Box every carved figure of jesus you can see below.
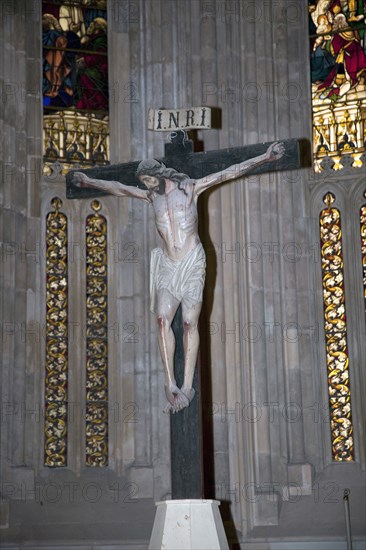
[74,141,285,413]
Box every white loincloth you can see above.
[150,243,206,313]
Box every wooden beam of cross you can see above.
[66,116,303,501]
[66,136,301,200]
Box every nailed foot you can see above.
[163,384,189,414]
[181,386,195,404]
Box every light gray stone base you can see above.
[148,499,229,550]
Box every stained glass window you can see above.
[45,198,68,467]
[42,0,109,175]
[309,1,366,171]
[360,197,366,317]
[319,192,354,461]
[85,200,108,466]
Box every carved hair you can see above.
[136,160,189,183]
[136,160,190,196]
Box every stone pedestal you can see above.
[148,499,229,550]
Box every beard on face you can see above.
[153,178,166,195]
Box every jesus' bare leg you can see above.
[181,301,202,404]
[156,289,190,414]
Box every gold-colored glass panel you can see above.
[360,201,366,317]
[320,192,354,461]
[85,200,108,466]
[43,110,109,175]
[45,197,68,467]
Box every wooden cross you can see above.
[66,129,302,500]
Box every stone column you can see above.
[0,0,42,527]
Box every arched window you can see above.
[45,197,68,467]
[85,200,108,467]
[310,1,366,464]
[310,179,366,464]
[319,192,354,461]
[360,201,366,317]
[42,1,110,468]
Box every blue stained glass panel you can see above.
[42,1,109,171]
[42,1,108,113]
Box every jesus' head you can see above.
[136,160,189,195]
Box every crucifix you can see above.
[66,108,301,503]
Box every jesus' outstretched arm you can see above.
[73,172,151,203]
[193,141,285,197]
